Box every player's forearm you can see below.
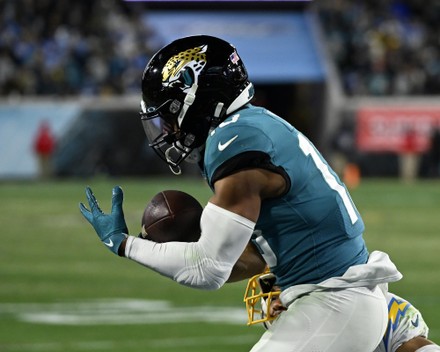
[124,236,219,287]
[125,235,236,290]
[125,202,255,290]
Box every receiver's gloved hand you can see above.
[79,186,128,256]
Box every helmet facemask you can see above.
[243,271,281,327]
[140,98,203,175]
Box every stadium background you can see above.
[0,1,439,351]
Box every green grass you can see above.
[0,177,439,351]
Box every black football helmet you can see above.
[140,35,254,174]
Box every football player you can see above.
[80,35,403,351]
[244,271,440,352]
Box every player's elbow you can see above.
[173,258,232,290]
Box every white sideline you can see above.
[0,298,247,325]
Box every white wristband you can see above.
[125,202,256,290]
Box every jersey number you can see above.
[298,133,358,224]
[254,134,359,269]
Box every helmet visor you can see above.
[140,99,193,171]
[140,99,174,144]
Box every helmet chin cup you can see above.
[162,137,201,175]
[164,145,201,175]
[165,146,182,175]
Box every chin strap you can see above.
[168,164,182,176]
[214,102,225,118]
[164,146,182,175]
[163,82,198,175]
[177,84,198,127]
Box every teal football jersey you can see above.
[204,105,368,289]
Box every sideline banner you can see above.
[356,106,440,153]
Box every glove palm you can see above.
[79,186,128,255]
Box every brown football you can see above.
[140,190,203,243]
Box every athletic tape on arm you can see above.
[124,202,256,290]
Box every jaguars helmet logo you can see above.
[162,45,207,93]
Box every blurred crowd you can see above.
[319,0,440,96]
[1,0,439,97]
[0,0,158,96]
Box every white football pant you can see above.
[250,286,387,352]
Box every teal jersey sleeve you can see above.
[204,109,276,184]
[204,105,368,289]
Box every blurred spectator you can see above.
[33,120,56,179]
[318,0,440,96]
[427,128,440,177]
[0,0,157,97]
[331,117,357,174]
[399,126,420,182]
[1,0,438,97]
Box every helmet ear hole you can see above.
[169,100,181,114]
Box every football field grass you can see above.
[0,177,439,351]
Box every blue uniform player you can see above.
[80,35,402,351]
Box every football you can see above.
[140,190,203,243]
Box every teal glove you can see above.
[79,186,128,256]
